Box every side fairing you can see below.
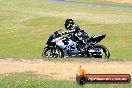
[56,39,79,58]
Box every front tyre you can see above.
[95,45,110,59]
[42,47,63,58]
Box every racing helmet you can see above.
[64,19,74,30]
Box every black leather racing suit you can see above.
[61,24,89,49]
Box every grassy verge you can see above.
[0,0,132,60]
[0,74,131,88]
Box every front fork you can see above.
[51,46,59,58]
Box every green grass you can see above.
[0,74,131,88]
[0,0,132,60]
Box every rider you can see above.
[61,19,90,51]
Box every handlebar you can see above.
[56,29,62,32]
[54,29,72,37]
[58,29,62,32]
[54,29,62,34]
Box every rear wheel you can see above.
[95,45,110,59]
[42,47,63,58]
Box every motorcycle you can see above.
[42,29,110,59]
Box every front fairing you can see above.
[47,33,60,43]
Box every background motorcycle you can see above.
[42,29,110,59]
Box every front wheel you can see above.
[95,45,110,59]
[42,46,63,58]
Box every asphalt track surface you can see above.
[49,0,132,9]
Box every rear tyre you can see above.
[95,45,110,59]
